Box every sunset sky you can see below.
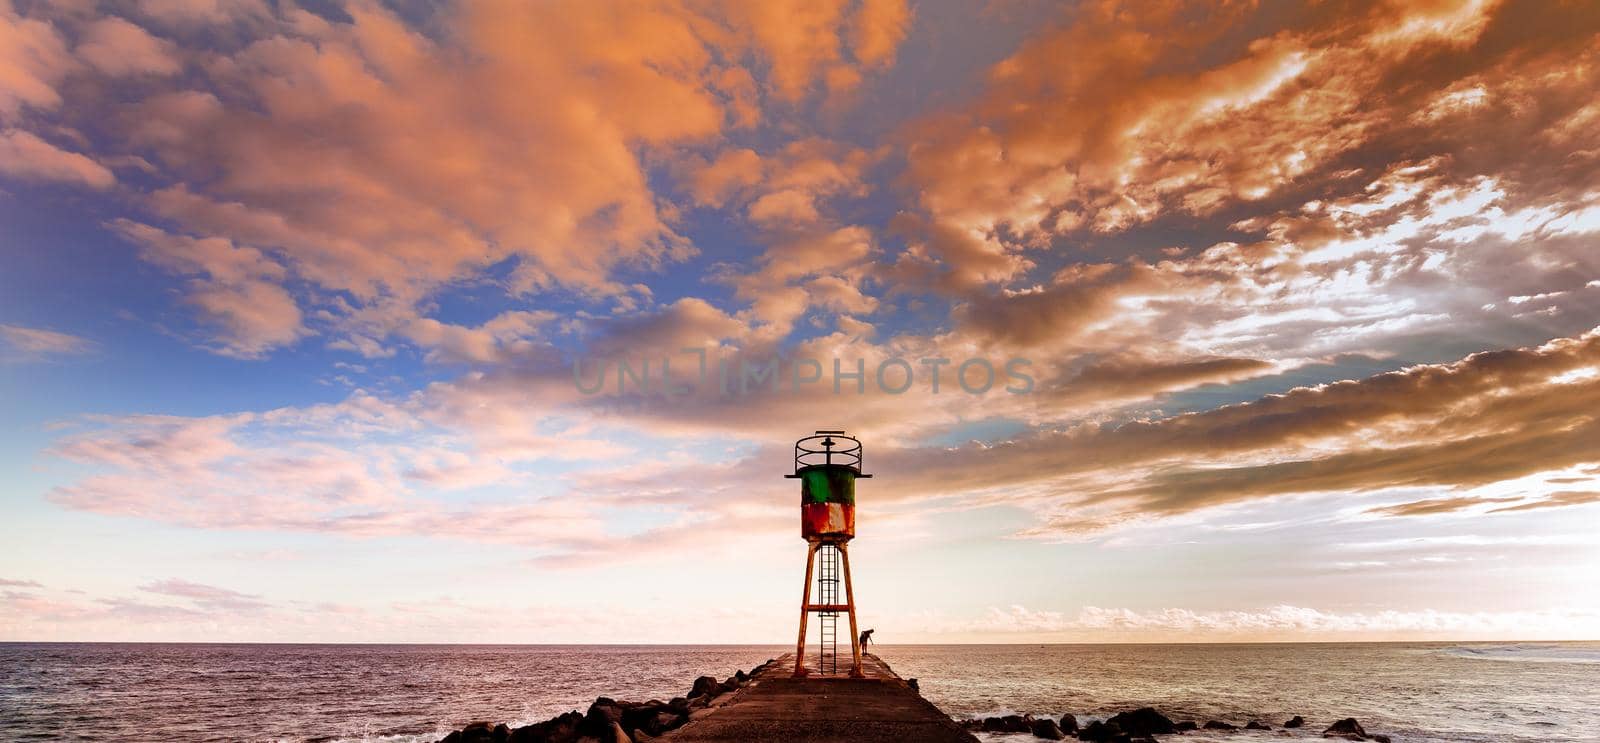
[2,0,1598,643]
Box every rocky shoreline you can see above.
[436,661,1394,743]
[963,707,1391,742]
[435,658,778,743]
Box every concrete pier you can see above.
[659,653,977,742]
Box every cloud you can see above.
[848,0,911,69]
[854,327,1600,535]
[0,0,916,361]
[898,0,1600,302]
[1490,490,1600,513]
[921,604,1600,641]
[0,1,73,118]
[108,220,305,357]
[0,578,43,588]
[74,16,179,76]
[0,129,113,187]
[0,324,95,359]
[139,578,268,611]
[1365,496,1523,517]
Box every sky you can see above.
[1,0,1598,644]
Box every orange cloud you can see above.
[1,0,915,358]
[0,324,95,359]
[74,16,179,76]
[0,129,112,187]
[900,0,1600,289]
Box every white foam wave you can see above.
[1443,644,1600,664]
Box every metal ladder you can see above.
[816,544,840,674]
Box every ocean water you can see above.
[0,642,1595,742]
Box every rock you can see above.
[906,678,919,691]
[1058,713,1078,734]
[1076,720,1127,742]
[1323,718,1368,740]
[606,722,629,743]
[735,669,749,682]
[687,676,723,699]
[1202,720,1238,731]
[1285,715,1305,728]
[980,714,1034,733]
[645,711,684,736]
[579,699,624,738]
[667,697,689,713]
[1372,736,1391,743]
[1107,708,1176,736]
[441,721,506,743]
[510,710,582,743]
[1175,720,1198,731]
[1245,720,1271,730]
[1030,717,1067,740]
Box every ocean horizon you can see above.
[4,641,1596,742]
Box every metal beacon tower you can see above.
[786,430,870,678]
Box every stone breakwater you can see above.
[964,707,1392,742]
[435,658,779,743]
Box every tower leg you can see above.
[840,542,863,678]
[793,541,818,677]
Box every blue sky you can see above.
[1,0,1598,642]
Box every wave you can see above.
[1442,644,1600,664]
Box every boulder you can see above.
[1076,720,1128,742]
[1202,720,1238,731]
[579,699,623,738]
[687,676,723,699]
[1174,721,1198,731]
[906,678,919,691]
[1285,715,1305,728]
[440,721,511,743]
[980,714,1034,733]
[1107,708,1176,736]
[618,702,656,732]
[606,722,629,743]
[1058,713,1078,734]
[1323,718,1368,740]
[510,710,582,743]
[1245,720,1271,730]
[644,711,684,736]
[1030,717,1067,740]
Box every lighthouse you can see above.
[786,430,870,678]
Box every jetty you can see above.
[659,652,976,743]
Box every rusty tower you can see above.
[786,430,870,678]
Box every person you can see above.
[859,628,875,646]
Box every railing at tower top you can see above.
[788,431,871,476]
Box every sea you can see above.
[0,642,1596,742]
